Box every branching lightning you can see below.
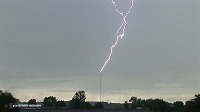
[100,0,134,72]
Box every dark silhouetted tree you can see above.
[193,94,200,111]
[129,96,146,109]
[185,94,200,112]
[0,90,19,112]
[69,90,86,109]
[146,99,168,112]
[28,99,36,104]
[129,96,137,109]
[173,101,184,112]
[43,96,57,107]
[129,96,137,103]
[55,100,66,107]
[185,100,195,112]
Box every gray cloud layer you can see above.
[0,0,199,102]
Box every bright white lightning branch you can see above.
[100,0,134,72]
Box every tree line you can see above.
[124,95,200,112]
[0,90,200,112]
[40,90,103,109]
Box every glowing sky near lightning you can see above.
[100,0,134,72]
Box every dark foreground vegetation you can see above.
[0,90,200,112]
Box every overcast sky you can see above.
[0,0,200,103]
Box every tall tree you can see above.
[72,91,86,102]
[43,96,57,107]
[69,91,86,109]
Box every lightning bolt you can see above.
[100,0,134,72]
